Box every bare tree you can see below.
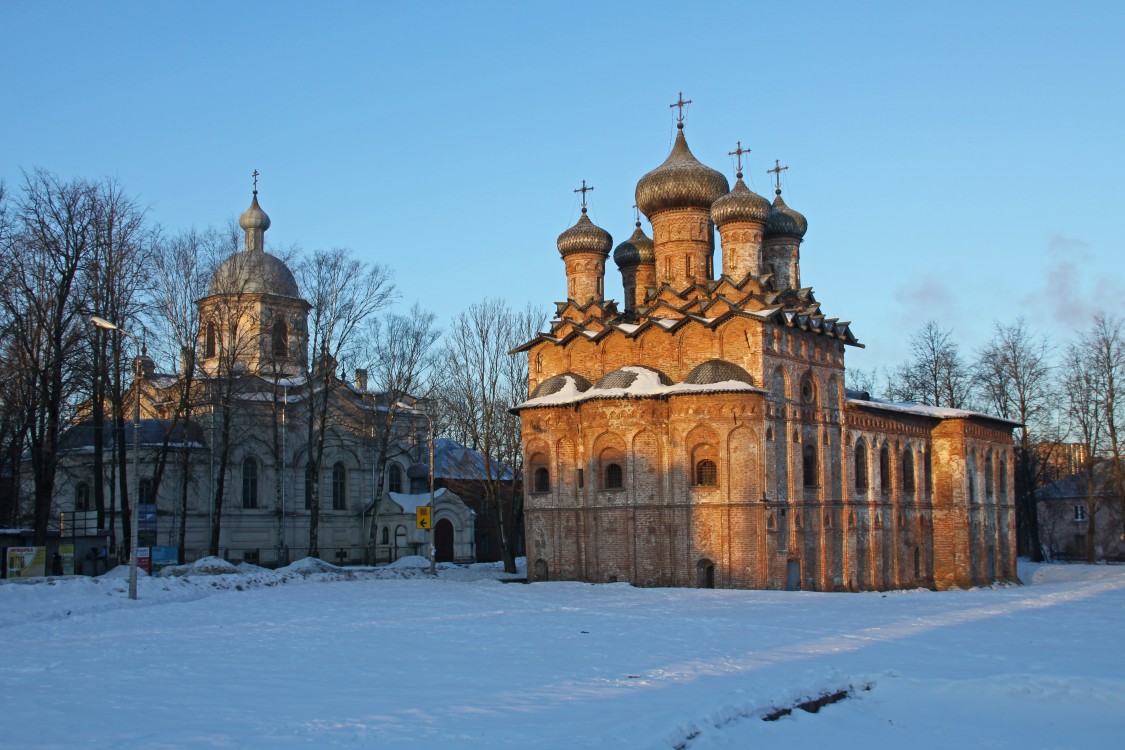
[1085,314,1125,542]
[437,299,547,573]
[1060,339,1105,562]
[0,171,97,545]
[974,318,1056,560]
[359,304,440,551]
[886,320,972,408]
[149,227,215,560]
[296,248,395,558]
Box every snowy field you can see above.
[2,557,1123,749]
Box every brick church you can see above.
[514,101,1018,591]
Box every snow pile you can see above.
[386,554,432,569]
[159,555,239,577]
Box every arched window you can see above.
[999,455,1008,498]
[205,322,217,358]
[304,463,314,510]
[332,462,346,510]
[879,445,890,494]
[604,463,623,490]
[799,373,817,406]
[388,463,403,494]
[925,449,933,495]
[855,440,868,492]
[75,482,90,512]
[380,526,389,544]
[534,467,550,493]
[694,459,718,487]
[802,444,818,488]
[903,449,915,493]
[271,319,288,358]
[242,457,259,509]
[985,452,994,499]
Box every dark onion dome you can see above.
[764,189,808,239]
[239,193,271,232]
[557,209,613,257]
[635,126,729,217]
[594,366,673,390]
[208,249,301,297]
[406,462,429,480]
[531,372,593,399]
[613,222,656,268]
[684,359,755,386]
[711,174,771,227]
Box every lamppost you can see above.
[396,401,436,575]
[91,316,141,600]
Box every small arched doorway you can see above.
[434,518,455,562]
[697,559,715,589]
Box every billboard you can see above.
[6,546,46,578]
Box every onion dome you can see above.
[207,249,300,296]
[557,209,612,257]
[684,359,755,386]
[406,462,429,481]
[239,192,271,233]
[635,125,729,217]
[711,173,771,227]
[764,189,808,239]
[531,372,593,399]
[613,222,655,268]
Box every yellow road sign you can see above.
[415,506,431,529]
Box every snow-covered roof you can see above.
[432,438,514,481]
[515,366,764,410]
[845,395,1022,426]
[387,487,451,513]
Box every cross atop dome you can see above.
[252,168,260,194]
[573,180,594,213]
[768,159,789,194]
[729,141,751,178]
[669,92,692,127]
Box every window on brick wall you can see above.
[605,463,623,489]
[903,449,915,493]
[855,440,868,492]
[533,467,550,493]
[879,445,890,495]
[802,444,818,488]
[694,459,718,487]
[985,452,994,499]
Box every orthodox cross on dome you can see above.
[729,141,751,176]
[768,160,789,193]
[573,180,594,212]
[669,92,692,123]
[252,169,260,195]
[632,203,640,225]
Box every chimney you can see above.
[354,368,368,391]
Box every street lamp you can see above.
[91,316,142,600]
[395,401,436,575]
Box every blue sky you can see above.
[2,1,1121,373]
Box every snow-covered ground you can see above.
[2,557,1122,749]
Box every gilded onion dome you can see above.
[764,189,808,239]
[557,208,612,257]
[239,192,271,232]
[711,173,771,227]
[635,125,729,217]
[612,222,655,268]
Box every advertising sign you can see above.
[151,546,179,569]
[137,547,152,574]
[60,544,75,576]
[6,546,46,578]
[138,504,158,531]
